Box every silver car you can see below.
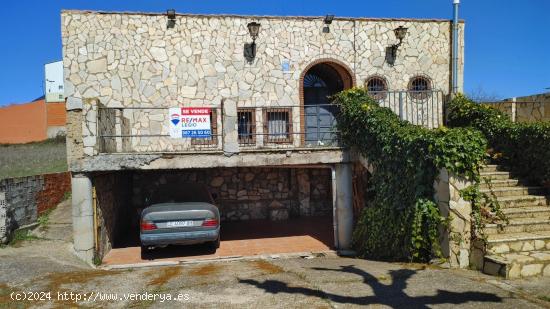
[140,183,220,252]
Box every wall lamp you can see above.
[323,14,334,33]
[244,22,261,64]
[166,9,176,29]
[386,25,408,65]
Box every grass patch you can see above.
[538,295,550,302]
[0,136,67,180]
[8,229,39,247]
[37,208,54,226]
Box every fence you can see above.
[370,90,445,128]
[95,90,446,153]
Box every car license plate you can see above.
[166,220,194,228]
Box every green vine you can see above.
[447,94,550,187]
[335,88,487,262]
[459,178,507,242]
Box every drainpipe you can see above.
[452,0,460,94]
[331,166,339,249]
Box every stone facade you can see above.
[0,172,71,243]
[433,168,472,268]
[61,11,464,159]
[132,167,332,222]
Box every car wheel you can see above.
[141,245,151,255]
[210,237,220,250]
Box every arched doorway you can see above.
[301,61,354,146]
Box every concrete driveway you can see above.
[1,239,550,308]
[1,201,549,308]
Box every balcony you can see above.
[90,90,445,155]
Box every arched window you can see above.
[408,76,432,100]
[365,76,388,100]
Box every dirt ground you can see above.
[1,202,549,308]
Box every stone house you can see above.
[62,10,464,263]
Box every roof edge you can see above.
[61,9,465,23]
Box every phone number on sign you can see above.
[10,291,191,303]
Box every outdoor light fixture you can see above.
[323,14,335,33]
[166,9,176,29]
[386,25,408,65]
[244,22,261,63]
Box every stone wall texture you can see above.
[483,93,550,123]
[94,172,132,258]
[0,172,71,243]
[132,167,332,221]
[433,168,472,268]
[61,11,464,158]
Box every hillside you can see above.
[0,137,67,180]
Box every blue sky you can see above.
[0,0,549,106]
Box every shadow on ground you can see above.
[239,265,503,308]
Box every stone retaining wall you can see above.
[132,167,332,221]
[483,93,550,123]
[0,172,71,243]
[94,172,132,258]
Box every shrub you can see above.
[335,88,487,261]
[447,94,550,186]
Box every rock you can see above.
[150,47,168,62]
[520,264,543,277]
[210,177,224,187]
[244,173,255,182]
[86,58,107,74]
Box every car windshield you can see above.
[150,183,212,204]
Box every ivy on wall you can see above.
[447,94,550,187]
[335,88,487,262]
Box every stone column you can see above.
[71,173,94,264]
[335,163,354,250]
[222,98,239,155]
[433,168,472,268]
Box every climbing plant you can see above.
[447,94,550,187]
[334,88,487,262]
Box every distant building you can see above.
[45,61,65,103]
[0,97,66,144]
[0,59,67,144]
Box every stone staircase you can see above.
[479,164,550,279]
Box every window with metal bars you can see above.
[264,108,292,143]
[365,76,388,100]
[408,75,432,100]
[238,108,256,145]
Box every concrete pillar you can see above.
[71,173,94,264]
[335,163,354,250]
[222,98,239,155]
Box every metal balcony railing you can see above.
[92,90,445,154]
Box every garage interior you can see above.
[92,167,336,265]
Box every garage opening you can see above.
[94,167,335,265]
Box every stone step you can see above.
[480,186,546,198]
[480,179,520,189]
[485,218,550,235]
[486,231,550,254]
[480,165,502,173]
[496,195,549,208]
[480,171,512,181]
[483,250,550,278]
[501,206,550,219]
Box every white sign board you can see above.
[169,107,212,138]
[44,61,64,103]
